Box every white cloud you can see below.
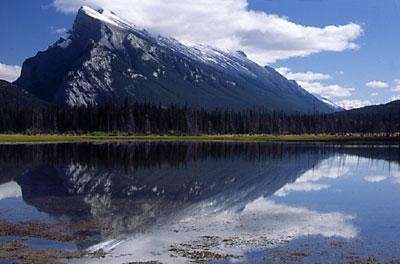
[276,67,331,82]
[275,182,329,197]
[393,79,400,92]
[55,27,67,35]
[300,82,354,99]
[52,0,362,64]
[275,157,350,197]
[337,99,371,110]
[51,27,69,39]
[0,63,22,82]
[335,70,345,75]
[364,175,387,183]
[366,80,389,89]
[390,95,400,101]
[89,198,356,263]
[0,182,22,200]
[392,170,400,184]
[370,92,379,97]
[360,162,400,185]
[276,67,354,99]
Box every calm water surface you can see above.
[0,142,399,263]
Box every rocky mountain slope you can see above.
[15,6,335,113]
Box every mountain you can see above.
[0,80,46,109]
[344,100,400,116]
[15,6,335,113]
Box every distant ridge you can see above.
[345,100,400,115]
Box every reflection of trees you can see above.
[0,142,329,169]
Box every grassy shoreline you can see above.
[0,134,399,144]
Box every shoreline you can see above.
[0,134,399,144]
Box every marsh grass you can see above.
[0,133,398,144]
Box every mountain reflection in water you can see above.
[0,142,399,263]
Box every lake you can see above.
[0,142,399,263]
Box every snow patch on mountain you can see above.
[80,6,121,27]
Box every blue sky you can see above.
[1,0,400,108]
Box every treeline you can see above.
[0,101,399,135]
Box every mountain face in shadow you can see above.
[15,6,334,113]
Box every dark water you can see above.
[0,142,399,263]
